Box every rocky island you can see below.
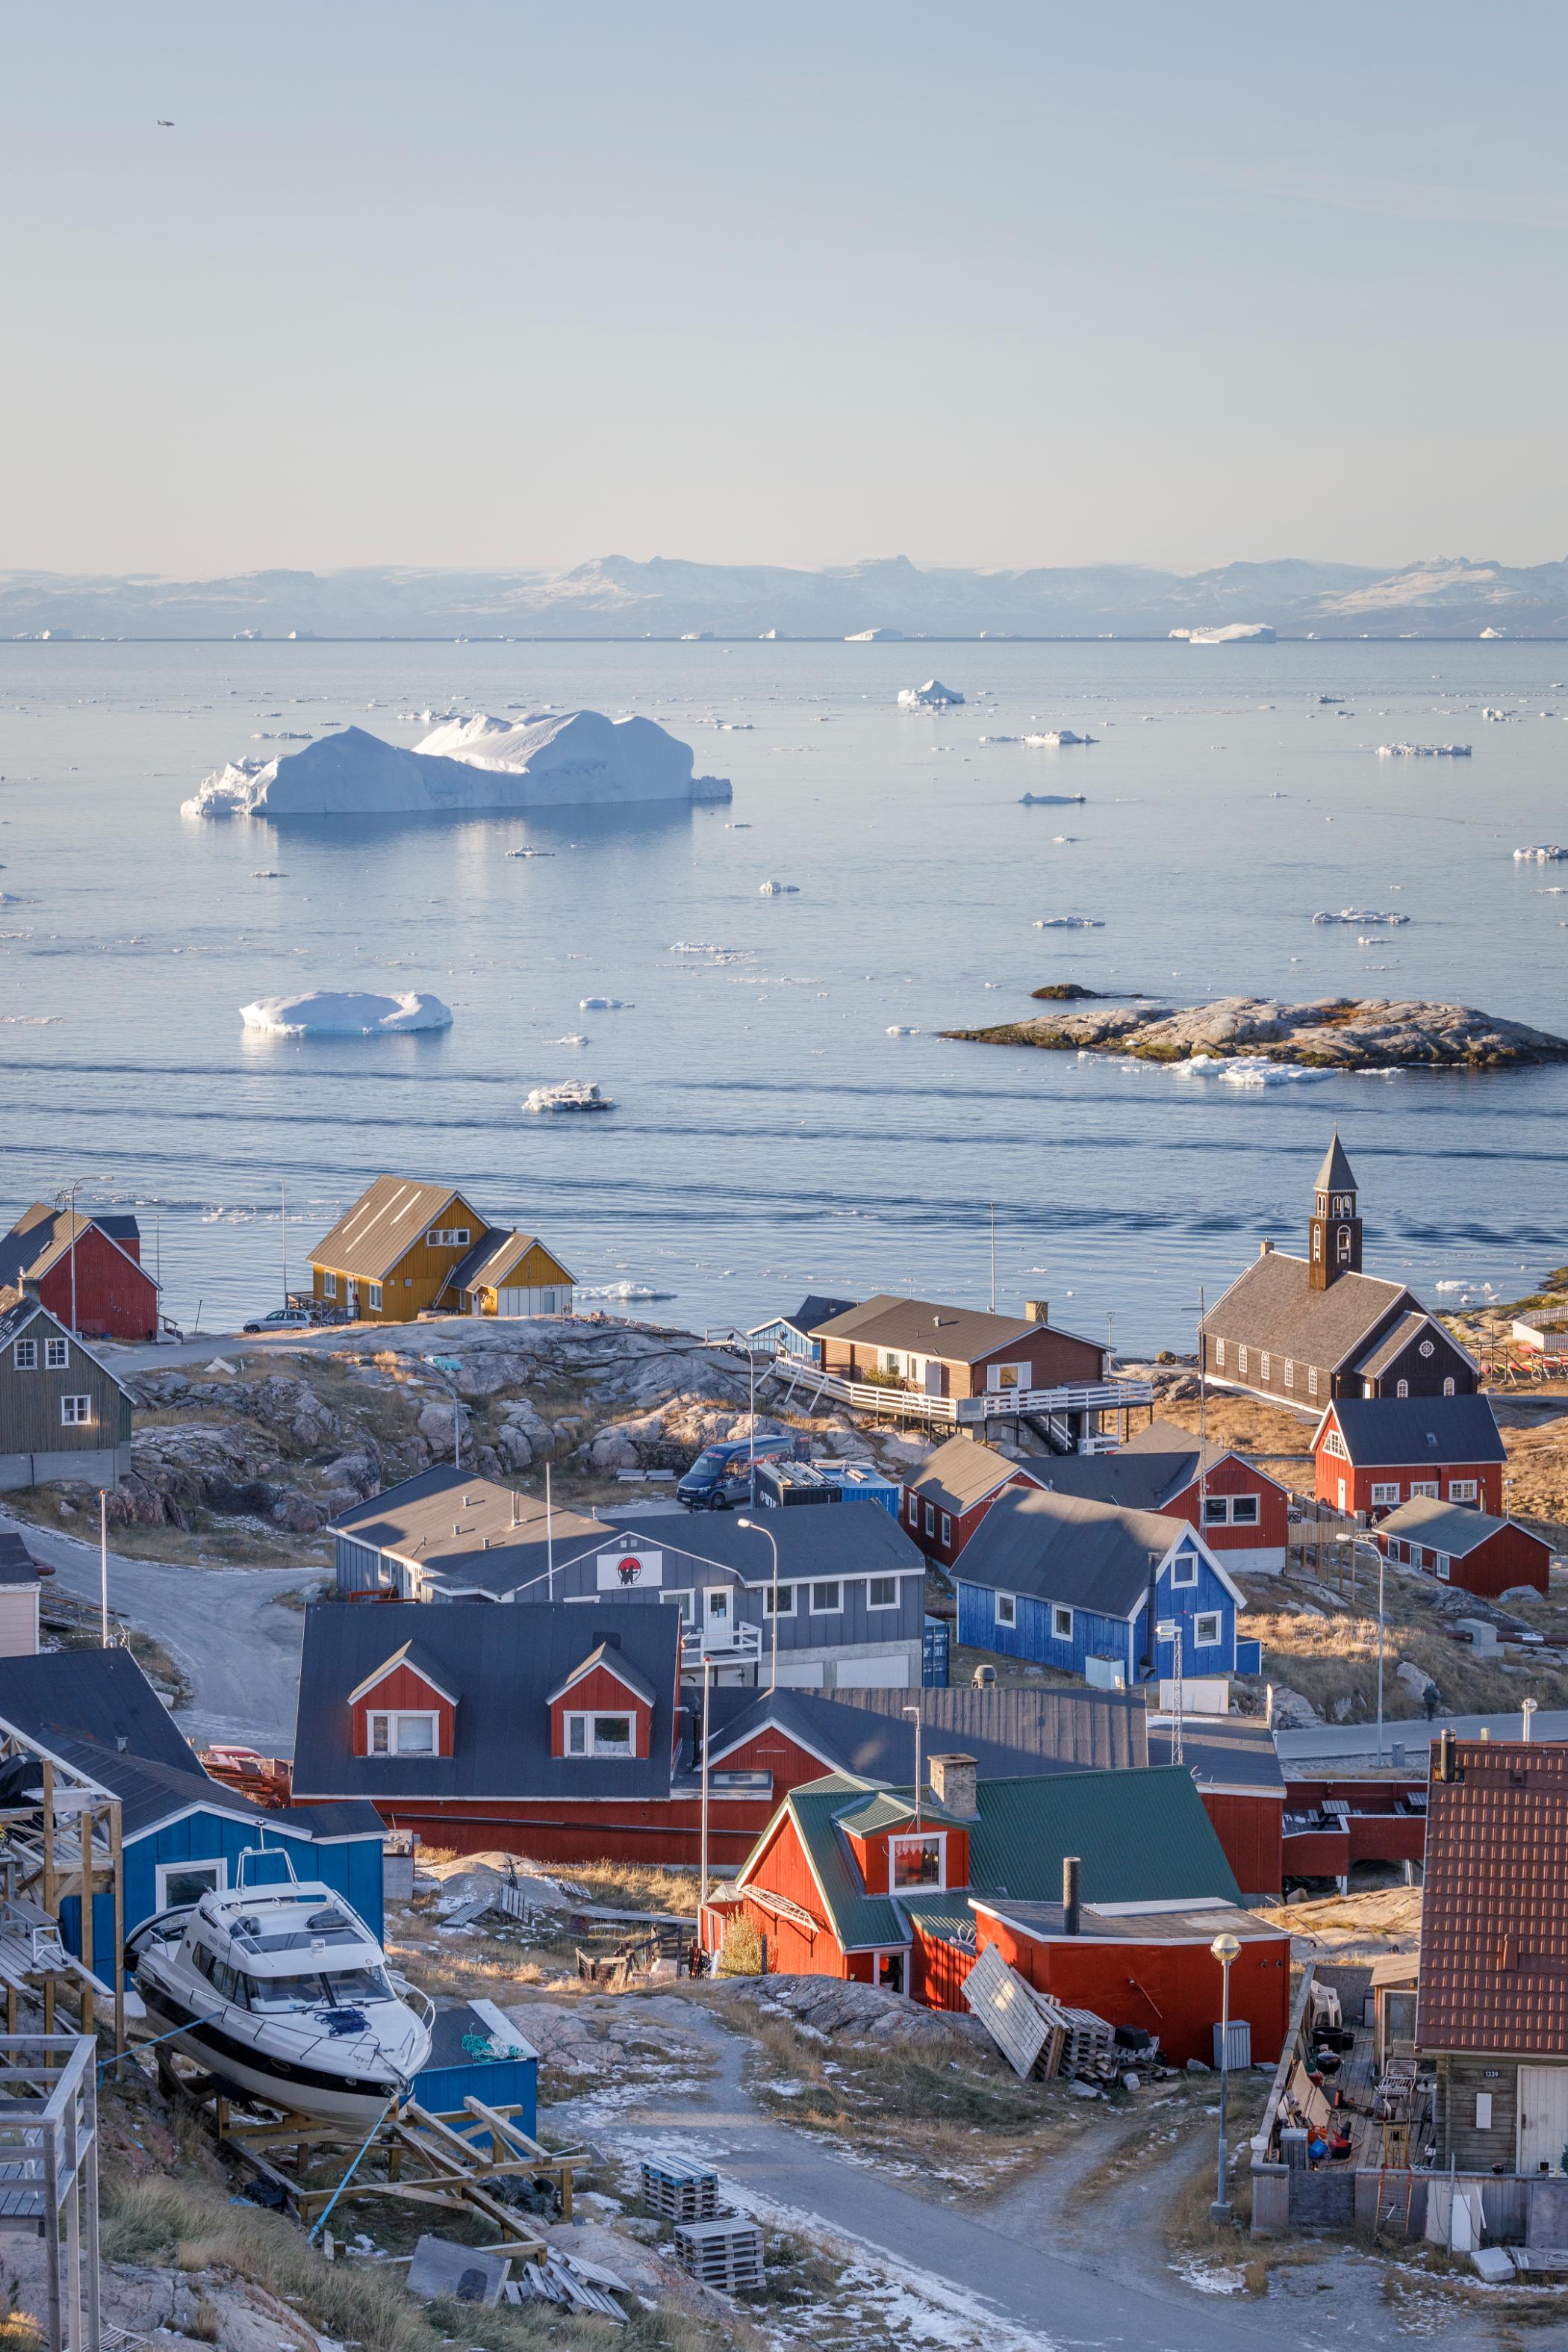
[942,994,1568,1069]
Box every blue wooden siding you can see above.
[957,1540,1242,1683]
[1147,1547,1242,1677]
[57,1810,385,1964]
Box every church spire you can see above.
[1308,1130,1362,1289]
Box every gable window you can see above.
[1447,1479,1478,1504]
[939,1511,952,1546]
[427,1228,471,1248]
[1307,1366,1319,1398]
[1051,1604,1073,1642]
[889,1834,945,1891]
[1443,1377,1456,1396]
[1170,1549,1198,1587]
[1194,1612,1222,1646]
[867,1576,898,1609]
[1396,1379,1409,1399]
[995,1593,1016,1628]
[1370,1482,1400,1507]
[763,1584,794,1617]
[1236,1346,1248,1377]
[1230,1495,1259,1526]
[60,1396,93,1426]
[368,1710,438,1756]
[1284,1359,1295,1390]
[367,1283,383,1311]
[1322,1429,1347,1460]
[13,1340,37,1370]
[45,1337,69,1370]
[1203,1496,1228,1526]
[1214,1339,1225,1368]
[565,1711,635,1759]
[810,1581,842,1615]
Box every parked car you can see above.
[676,1434,804,1511]
[242,1307,314,1334]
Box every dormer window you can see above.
[1170,1549,1198,1587]
[368,1710,437,1755]
[889,1834,945,1891]
[566,1711,635,1759]
[351,1641,458,1758]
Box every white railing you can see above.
[761,1354,1153,1428]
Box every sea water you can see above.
[1,638,1565,1348]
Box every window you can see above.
[1443,1377,1456,1396]
[368,1710,438,1756]
[156,1858,226,1912]
[1230,1495,1259,1526]
[1322,1429,1347,1460]
[810,1581,842,1614]
[1051,1604,1073,1642]
[1236,1346,1248,1376]
[1260,1352,1271,1383]
[1370,1482,1400,1507]
[13,1340,37,1370]
[1475,2092,1494,2133]
[1447,1479,1478,1504]
[1284,1359,1295,1390]
[565,1711,636,1758]
[1436,1554,1452,1583]
[924,1502,936,1536]
[1203,1496,1228,1526]
[763,1584,794,1617]
[1307,1366,1319,1398]
[995,1593,1016,1628]
[1410,1480,1439,1500]
[1395,1379,1409,1399]
[994,1363,1019,1390]
[940,1512,952,1546]
[60,1396,92,1426]
[367,1283,383,1311]
[1214,1339,1225,1368]
[45,1337,69,1369]
[867,1576,898,1609]
[1194,1612,1222,1646]
[1170,1549,1198,1587]
[889,1834,945,1891]
[427,1228,471,1247]
[322,1270,337,1299]
[883,1351,901,1376]
[663,1588,697,1623]
[906,1491,920,1525]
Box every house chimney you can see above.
[1024,1300,1049,1325]
[1063,1854,1081,1935]
[928,1753,978,1819]
[1437,1729,1458,1783]
[1259,1239,1273,1257]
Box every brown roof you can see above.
[1201,1249,1413,1373]
[1418,1741,1568,2057]
[455,1229,574,1294]
[310,1177,487,1284]
[812,1293,1101,1368]
[909,1435,1042,1514]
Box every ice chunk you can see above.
[240,989,452,1035]
[1179,623,1276,644]
[1024,729,1096,747]
[524,1080,613,1113]
[897,679,965,706]
[759,880,800,895]
[579,996,626,1010]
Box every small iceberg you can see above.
[759,880,800,895]
[579,995,627,1009]
[505,846,554,859]
[1033,916,1104,930]
[1020,793,1087,806]
[1170,1055,1329,1086]
[898,679,965,707]
[1312,908,1410,927]
[240,989,452,1036]
[1515,844,1568,862]
[886,1024,920,1036]
[671,941,740,954]
[544,1033,589,1047]
[1177,623,1275,645]
[525,1080,613,1114]
[1024,729,1096,747]
[1376,741,1472,757]
[576,1280,674,1301]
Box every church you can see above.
[1198,1135,1477,1412]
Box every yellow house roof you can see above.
[310,1177,487,1284]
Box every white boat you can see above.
[130,1852,433,2124]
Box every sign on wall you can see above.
[597,1550,663,1590]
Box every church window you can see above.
[1396,1379,1409,1399]
[1311,1230,1323,1261]
[1214,1339,1225,1367]
[1337,1226,1352,1257]
[1260,1352,1271,1381]
[1307,1366,1319,1397]
[1236,1345,1248,1375]
[1284,1359,1294,1389]
[1443,1377,1455,1396]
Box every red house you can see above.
[902,1436,1049,1569]
[1376,1496,1552,1599]
[0,1206,159,1343]
[1313,1394,1506,1519]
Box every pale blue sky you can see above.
[4,1,1564,573]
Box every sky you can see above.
[3,1,1566,576]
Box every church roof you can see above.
[1314,1132,1358,1194]
[1201,1249,1413,1372]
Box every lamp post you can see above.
[735,1518,780,1693]
[698,1646,715,1918]
[1375,1538,1386,1766]
[1210,1931,1241,2220]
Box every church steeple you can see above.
[1308,1131,1362,1289]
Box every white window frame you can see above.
[906,1490,920,1526]
[1436,1554,1452,1583]
[155,1857,228,1912]
[45,1337,69,1370]
[1284,1358,1295,1390]
[995,1592,1016,1628]
[1322,1429,1347,1460]
[1447,1479,1478,1503]
[763,1584,795,1617]
[987,1362,1026,1393]
[1370,1482,1400,1508]
[13,1340,37,1370]
[368,1709,440,1757]
[1260,1352,1271,1383]
[1236,1345,1248,1376]
[1051,1603,1073,1642]
[1307,1366,1319,1398]
[1194,1611,1223,1647]
[662,1587,696,1624]
[1202,1496,1229,1527]
[939,1511,952,1546]
[367,1282,383,1311]
[1396,1379,1409,1399]
[866,1576,898,1610]
[322,1270,337,1299]
[427,1227,471,1248]
[1229,1494,1260,1527]
[564,1710,638,1759]
[1170,1549,1198,1588]
[1443,1377,1456,1396]
[60,1396,93,1427]
[1409,1480,1439,1500]
[1214,1339,1225,1368]
[889,1832,947,1892]
[923,1502,936,1535]
[809,1581,842,1615]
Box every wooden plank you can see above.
[961,1944,1060,2079]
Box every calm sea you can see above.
[1,638,1565,1349]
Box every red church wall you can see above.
[37,1230,157,1343]
[974,1914,1290,2067]
[1199,1790,1284,1899]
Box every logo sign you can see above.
[597,1550,663,1590]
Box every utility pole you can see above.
[1375,1540,1386,1766]
[99,1491,109,1647]
[989,1202,996,1314]
[281,1178,288,1307]
[546,1462,555,1599]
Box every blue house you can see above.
[744,1295,858,1366]
[0,1650,387,1963]
[954,1487,1255,1684]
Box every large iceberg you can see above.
[183,709,731,818]
[1178,623,1276,645]
[240,989,453,1035]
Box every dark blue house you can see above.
[744,1295,858,1366]
[954,1488,1255,1685]
[0,1650,387,1961]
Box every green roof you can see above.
[770,1767,1241,1954]
[834,1788,969,1837]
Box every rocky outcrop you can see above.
[722,1972,994,2053]
[945,995,1568,1070]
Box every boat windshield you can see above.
[233,1920,365,1955]
[244,1964,394,2013]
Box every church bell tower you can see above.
[1308,1131,1362,1290]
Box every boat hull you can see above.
[138,1973,417,2127]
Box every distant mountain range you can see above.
[5,553,1568,639]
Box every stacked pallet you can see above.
[673,2216,765,2292]
[639,2159,720,2222]
[961,1944,1123,2082]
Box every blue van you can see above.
[676,1434,803,1511]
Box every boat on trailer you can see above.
[129,1847,433,2125]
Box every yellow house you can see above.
[308,1177,574,1322]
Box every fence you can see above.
[762,1354,1152,1432]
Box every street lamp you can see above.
[735,1517,780,1694]
[1210,1932,1241,2220]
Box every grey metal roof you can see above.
[291,1602,681,1801]
[1378,1495,1544,1559]
[954,1486,1204,1617]
[1325,1393,1504,1466]
[349,1639,461,1706]
[332,1466,604,1596]
[0,1531,44,1587]
[1201,1248,1412,1371]
[1147,1715,1286,1794]
[0,1649,203,1776]
[973,1894,1281,1947]
[810,1293,1098,1367]
[586,1502,924,1590]
[0,1204,152,1292]
[747,1295,858,1340]
[309,1177,488,1284]
[707,1683,1148,1779]
[909,1436,1041,1515]
[1314,1133,1359,1195]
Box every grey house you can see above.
[0,1298,133,1492]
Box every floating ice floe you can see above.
[576,1280,674,1301]
[505,846,554,859]
[1175,623,1275,644]
[1020,793,1087,806]
[671,941,741,955]
[897,679,965,707]
[1312,908,1410,926]
[579,996,627,1010]
[886,1024,921,1036]
[240,989,452,1036]
[1376,742,1472,757]
[1169,1055,1329,1086]
[524,1080,613,1113]
[1515,844,1568,862]
[759,880,800,895]
[544,1033,589,1047]
[183,709,731,817]
[1033,915,1104,930]
[977,735,1019,745]
[250,869,284,878]
[1024,729,1096,747]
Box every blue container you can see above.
[411,2000,538,2144]
[922,1617,951,1687]
[816,1463,903,1520]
